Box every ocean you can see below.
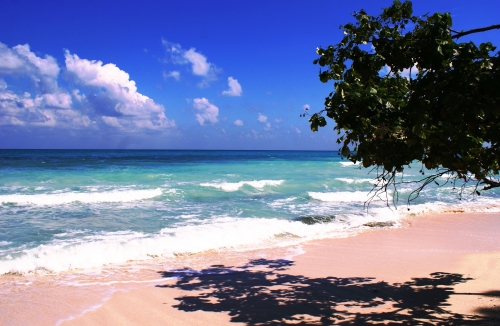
[1,149,499,276]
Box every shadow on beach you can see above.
[157,259,500,325]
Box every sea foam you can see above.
[339,161,357,167]
[1,196,498,275]
[0,217,358,275]
[0,188,162,206]
[308,191,373,202]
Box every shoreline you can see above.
[1,211,500,325]
[61,212,500,325]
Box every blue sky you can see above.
[0,0,499,149]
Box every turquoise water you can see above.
[0,150,498,275]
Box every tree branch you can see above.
[481,178,500,190]
[451,24,500,39]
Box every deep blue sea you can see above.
[1,150,499,275]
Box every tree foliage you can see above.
[309,0,500,203]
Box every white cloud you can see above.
[0,43,175,132]
[163,70,180,81]
[303,104,310,111]
[234,119,243,126]
[34,93,72,109]
[65,51,175,129]
[13,44,59,77]
[72,89,85,101]
[0,115,24,126]
[222,77,242,96]
[380,64,418,80]
[161,39,219,87]
[184,48,210,76]
[257,113,272,130]
[400,65,418,80]
[0,69,77,129]
[0,42,60,92]
[0,44,25,71]
[0,85,97,130]
[162,40,184,60]
[0,43,58,77]
[72,115,94,128]
[193,97,219,125]
[102,116,122,128]
[274,118,282,123]
[294,126,302,134]
[30,109,57,127]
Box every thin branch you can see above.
[405,169,453,204]
[451,24,500,39]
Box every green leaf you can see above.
[309,0,500,201]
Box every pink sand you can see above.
[1,212,499,325]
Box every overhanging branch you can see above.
[451,24,500,39]
[482,178,500,190]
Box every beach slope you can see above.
[63,212,500,325]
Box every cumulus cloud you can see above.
[161,39,219,87]
[163,70,180,81]
[257,113,267,123]
[0,44,25,72]
[0,43,84,129]
[0,42,59,93]
[101,116,121,128]
[34,93,72,109]
[0,42,175,133]
[222,77,242,96]
[234,119,243,126]
[13,44,59,77]
[65,51,175,129]
[193,97,219,125]
[0,87,97,130]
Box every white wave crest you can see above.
[2,196,498,275]
[0,217,357,275]
[394,197,500,218]
[0,188,163,206]
[308,191,373,202]
[268,197,298,208]
[200,180,284,192]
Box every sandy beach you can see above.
[2,212,499,325]
[54,212,500,325]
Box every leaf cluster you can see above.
[310,0,500,200]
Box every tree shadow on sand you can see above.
[157,259,500,325]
